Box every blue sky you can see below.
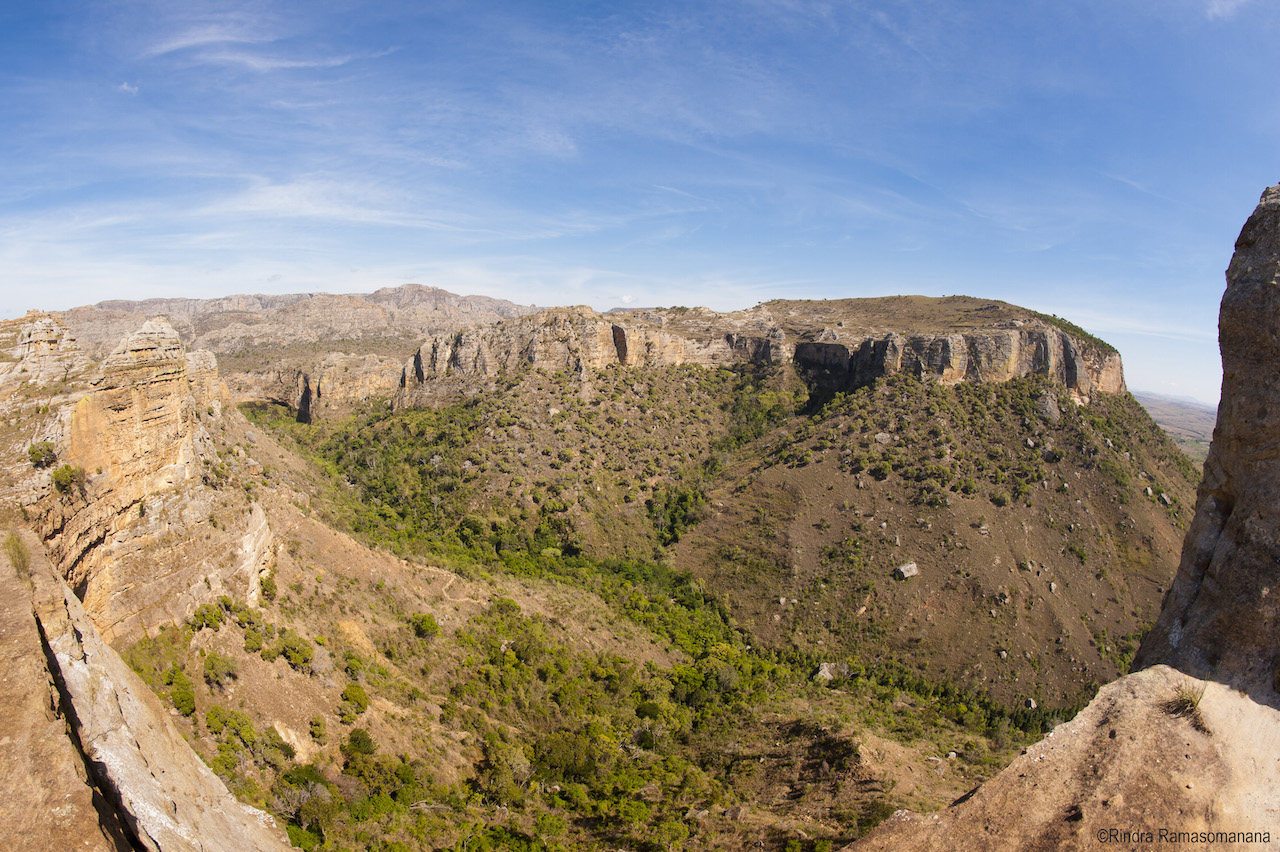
[3,1,1277,405]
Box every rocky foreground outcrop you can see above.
[1133,184,1280,695]
[0,529,293,852]
[395,297,1125,409]
[849,186,1280,850]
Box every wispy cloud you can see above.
[197,50,358,72]
[1205,0,1255,20]
[142,20,277,59]
[116,81,138,95]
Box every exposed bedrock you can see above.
[24,533,293,851]
[33,319,272,643]
[1134,184,1280,698]
[850,184,1280,851]
[791,324,1123,401]
[396,302,1122,406]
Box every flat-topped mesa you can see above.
[395,297,1125,406]
[1133,184,1280,694]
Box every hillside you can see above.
[0,289,1198,851]
[848,183,1280,852]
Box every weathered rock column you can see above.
[1134,184,1280,696]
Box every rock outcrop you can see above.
[57,284,542,418]
[791,322,1123,402]
[0,312,92,389]
[33,319,270,642]
[0,531,133,852]
[395,298,1124,408]
[1133,185,1280,695]
[850,185,1280,851]
[1,529,294,851]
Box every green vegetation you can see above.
[51,464,86,494]
[3,532,30,578]
[206,357,1195,851]
[1029,311,1119,356]
[27,441,56,468]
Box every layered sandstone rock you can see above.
[792,322,1123,402]
[396,299,1124,408]
[28,534,294,852]
[57,284,541,417]
[0,531,133,852]
[34,319,271,642]
[1134,184,1280,694]
[0,312,92,388]
[227,351,404,422]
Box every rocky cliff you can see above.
[395,297,1124,407]
[0,529,293,852]
[30,319,273,643]
[849,186,1280,851]
[1133,185,1280,695]
[57,283,540,418]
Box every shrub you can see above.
[165,665,195,717]
[340,683,370,723]
[409,612,439,640]
[203,652,238,688]
[3,532,30,578]
[260,571,277,602]
[309,716,327,744]
[27,442,56,468]
[342,728,377,759]
[190,604,224,631]
[51,464,86,494]
[276,631,314,670]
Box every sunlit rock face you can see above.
[848,185,1280,852]
[397,301,1124,407]
[35,319,270,643]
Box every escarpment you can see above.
[395,297,1124,408]
[58,283,540,419]
[0,530,293,852]
[29,319,274,643]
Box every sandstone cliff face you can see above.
[396,300,1124,407]
[57,284,541,418]
[1134,185,1280,694]
[0,312,93,389]
[228,351,404,422]
[792,322,1124,402]
[0,531,133,852]
[33,319,272,642]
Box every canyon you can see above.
[0,184,1269,849]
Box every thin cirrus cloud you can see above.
[3,0,1279,404]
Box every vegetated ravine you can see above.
[182,349,1198,851]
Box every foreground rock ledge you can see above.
[848,665,1279,851]
[4,530,293,852]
